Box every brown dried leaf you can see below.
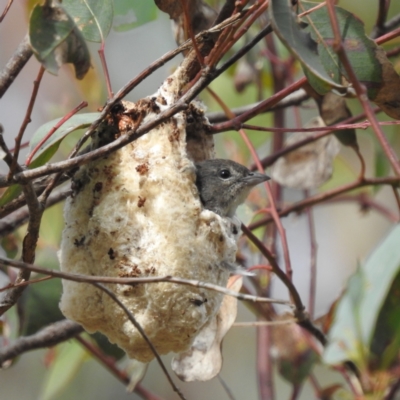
[171,276,242,382]
[155,0,216,45]
[372,47,400,120]
[154,0,182,20]
[270,117,340,189]
[271,315,322,385]
[319,92,357,147]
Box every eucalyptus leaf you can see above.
[0,185,22,208]
[324,225,400,367]
[301,1,400,119]
[301,2,381,99]
[29,112,100,164]
[269,0,346,94]
[29,0,91,79]
[63,0,113,42]
[39,341,89,400]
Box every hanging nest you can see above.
[59,70,240,363]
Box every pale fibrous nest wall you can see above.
[59,70,239,362]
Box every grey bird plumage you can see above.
[195,159,270,275]
[195,159,270,217]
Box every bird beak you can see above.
[242,171,270,186]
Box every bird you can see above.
[195,159,270,218]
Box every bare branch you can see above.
[0,319,83,365]
[0,34,33,98]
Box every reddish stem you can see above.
[98,41,113,98]
[180,0,204,66]
[212,77,307,132]
[0,0,13,22]
[9,66,45,178]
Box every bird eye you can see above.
[219,169,231,179]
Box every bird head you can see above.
[195,159,270,217]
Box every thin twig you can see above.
[305,192,317,320]
[91,282,186,400]
[370,0,391,38]
[206,89,309,124]
[248,176,400,230]
[0,0,13,22]
[9,66,45,178]
[217,375,237,400]
[253,107,382,170]
[0,256,290,305]
[0,187,70,237]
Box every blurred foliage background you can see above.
[1,0,400,399]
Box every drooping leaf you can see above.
[29,0,91,79]
[324,225,400,368]
[318,92,357,147]
[269,0,346,95]
[63,0,113,43]
[113,0,158,32]
[270,117,340,189]
[301,1,400,119]
[271,317,321,386]
[171,276,243,381]
[300,2,380,96]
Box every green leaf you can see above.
[301,2,381,99]
[269,0,346,95]
[300,2,400,119]
[375,149,390,180]
[29,0,91,79]
[369,271,400,371]
[29,112,100,164]
[0,185,22,208]
[324,225,400,367]
[63,0,113,42]
[113,0,158,32]
[20,279,64,336]
[39,340,89,400]
[0,113,99,208]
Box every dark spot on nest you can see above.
[135,163,149,175]
[231,224,238,235]
[190,297,207,307]
[150,97,160,113]
[144,267,156,274]
[93,182,103,192]
[108,248,116,260]
[137,196,146,207]
[73,236,85,247]
[111,102,125,115]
